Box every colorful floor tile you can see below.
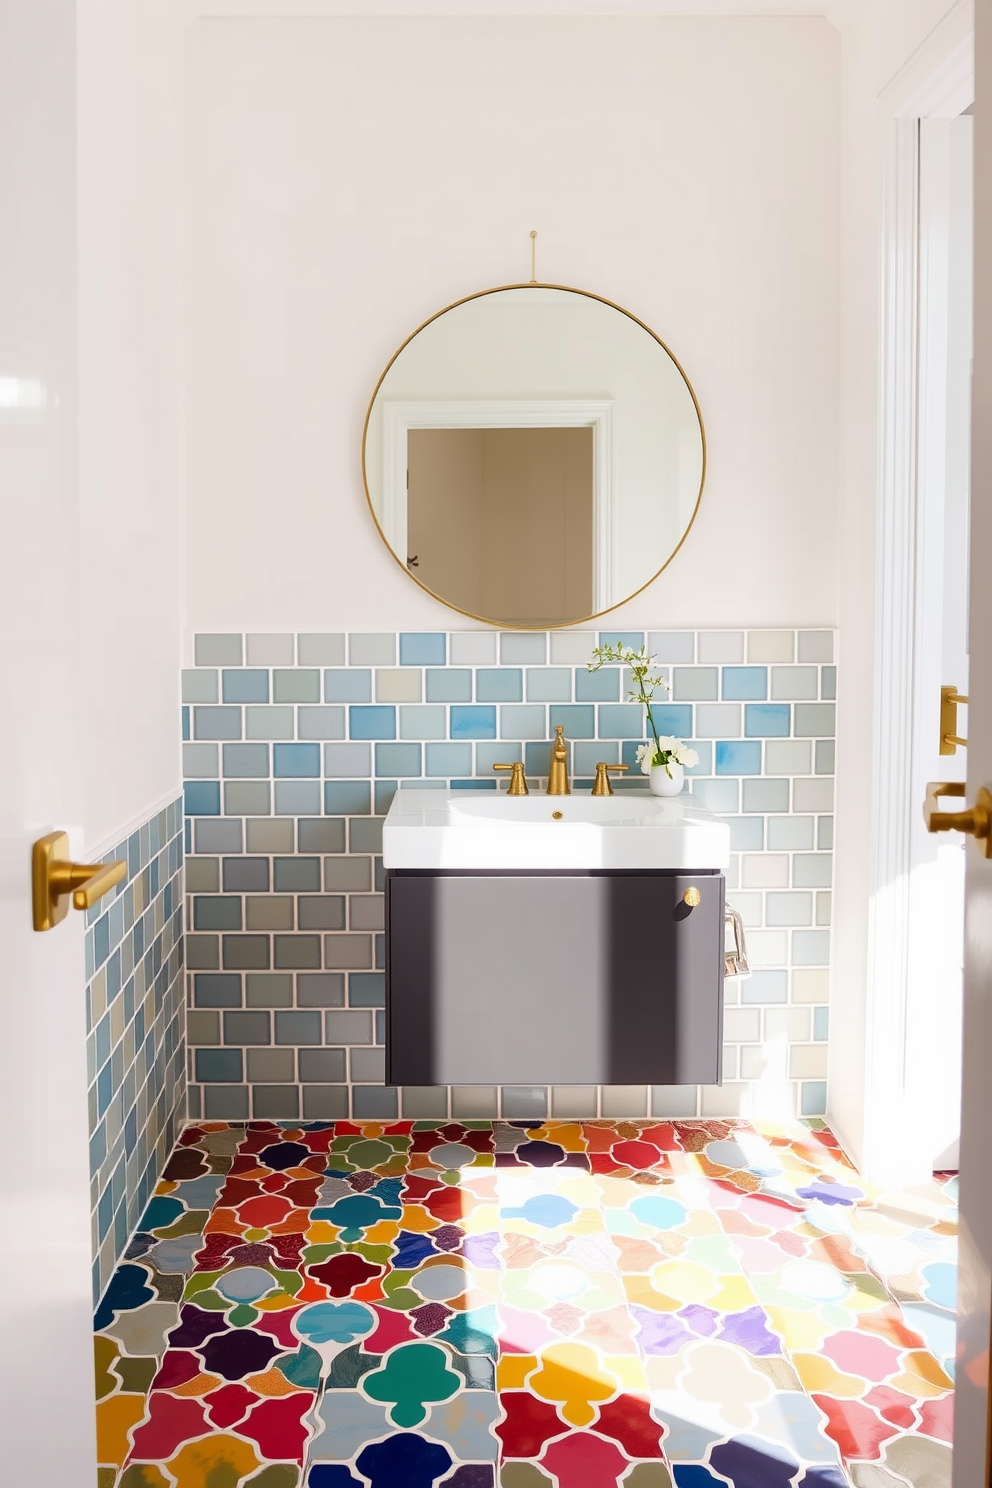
[94,1120,956,1488]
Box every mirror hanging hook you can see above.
[530,229,537,284]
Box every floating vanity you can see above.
[383,787,732,1088]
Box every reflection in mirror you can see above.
[363,286,705,627]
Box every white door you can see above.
[0,1,99,1477]
[952,8,992,1481]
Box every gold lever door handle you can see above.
[940,685,969,755]
[32,831,127,932]
[923,782,992,857]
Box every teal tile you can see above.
[399,632,445,665]
[550,704,595,738]
[274,742,321,777]
[195,1048,243,1082]
[451,706,496,739]
[375,781,397,814]
[575,667,619,701]
[644,704,690,737]
[193,707,242,741]
[184,781,220,816]
[222,669,269,703]
[324,743,372,777]
[476,668,523,702]
[324,781,371,815]
[729,817,764,851]
[813,1007,829,1040]
[722,667,767,701]
[183,669,218,703]
[193,896,242,931]
[716,741,761,774]
[598,704,644,737]
[350,972,385,1007]
[426,742,472,777]
[476,742,521,774]
[801,1081,827,1116]
[399,705,447,739]
[426,669,472,702]
[350,706,396,740]
[745,704,791,738]
[525,740,565,776]
[273,669,320,703]
[526,668,571,702]
[574,741,617,775]
[274,781,321,814]
[225,780,271,815]
[598,631,644,650]
[245,706,295,740]
[375,743,421,776]
[451,779,496,790]
[222,743,269,777]
[325,668,372,702]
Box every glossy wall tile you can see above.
[182,632,836,1124]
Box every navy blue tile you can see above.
[451,706,497,739]
[399,632,446,665]
[184,781,221,816]
[476,669,523,702]
[575,667,620,702]
[722,667,768,701]
[273,742,321,777]
[426,669,472,702]
[745,703,791,737]
[375,743,422,776]
[350,705,397,740]
[715,740,762,775]
[549,704,596,738]
[324,781,371,815]
[222,669,269,703]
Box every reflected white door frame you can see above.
[382,399,615,612]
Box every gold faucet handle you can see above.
[493,761,529,796]
[591,762,629,797]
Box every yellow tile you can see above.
[498,1354,537,1389]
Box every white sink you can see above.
[382,788,730,871]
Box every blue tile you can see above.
[476,742,521,774]
[729,817,764,851]
[398,705,447,739]
[476,668,523,702]
[575,667,620,701]
[350,972,385,1007]
[716,740,762,775]
[525,668,571,702]
[350,706,396,740]
[525,740,568,776]
[722,667,768,701]
[275,781,321,815]
[575,741,617,774]
[813,1007,829,1040]
[182,706,190,740]
[375,743,421,776]
[324,781,371,815]
[801,1081,827,1116]
[426,668,473,702]
[821,665,837,701]
[324,743,372,777]
[184,781,221,816]
[325,668,372,702]
[451,779,496,790]
[375,781,397,814]
[684,741,712,776]
[222,743,269,778]
[621,740,647,769]
[399,632,446,665]
[193,706,242,740]
[549,704,596,739]
[501,633,547,664]
[499,704,547,739]
[425,742,473,777]
[745,704,791,738]
[598,704,645,738]
[692,778,739,813]
[642,704,692,738]
[194,1048,243,1083]
[194,973,242,1007]
[274,742,321,777]
[598,631,644,650]
[222,669,269,703]
[451,705,497,740]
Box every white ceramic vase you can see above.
[649,762,684,797]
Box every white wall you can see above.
[184,15,841,632]
[77,0,186,852]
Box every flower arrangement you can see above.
[588,642,698,780]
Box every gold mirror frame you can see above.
[361,281,707,630]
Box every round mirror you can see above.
[363,284,705,628]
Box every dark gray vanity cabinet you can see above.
[385,870,725,1086]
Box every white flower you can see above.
[675,744,699,768]
[635,743,654,776]
[654,736,680,755]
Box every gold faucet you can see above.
[547,725,570,795]
[493,761,529,795]
[591,762,629,796]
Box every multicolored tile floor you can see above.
[94,1119,957,1488]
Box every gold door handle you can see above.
[923,782,992,857]
[940,685,969,755]
[493,761,529,796]
[591,762,629,796]
[32,831,127,932]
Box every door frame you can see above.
[381,398,615,612]
[865,0,974,1189]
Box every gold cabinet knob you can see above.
[923,783,992,858]
[683,887,701,908]
[32,831,127,932]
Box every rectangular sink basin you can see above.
[383,788,730,871]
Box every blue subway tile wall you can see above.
[183,631,835,1125]
[87,797,185,1305]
